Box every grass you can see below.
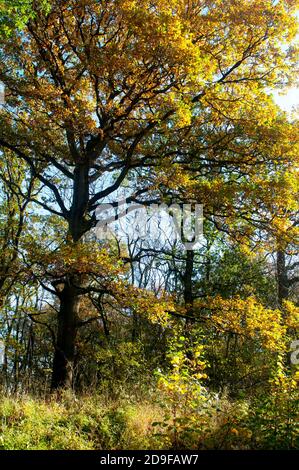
[0,393,164,450]
[0,390,297,450]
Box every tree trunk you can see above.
[51,280,81,390]
[183,249,194,319]
[51,160,91,390]
[51,159,90,390]
[277,249,289,306]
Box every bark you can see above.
[183,250,195,358]
[51,279,81,390]
[69,163,90,242]
[51,161,90,390]
[183,249,194,319]
[277,250,289,306]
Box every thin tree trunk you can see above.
[183,249,194,319]
[277,249,289,306]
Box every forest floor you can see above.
[0,390,297,450]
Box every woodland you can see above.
[0,0,298,450]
